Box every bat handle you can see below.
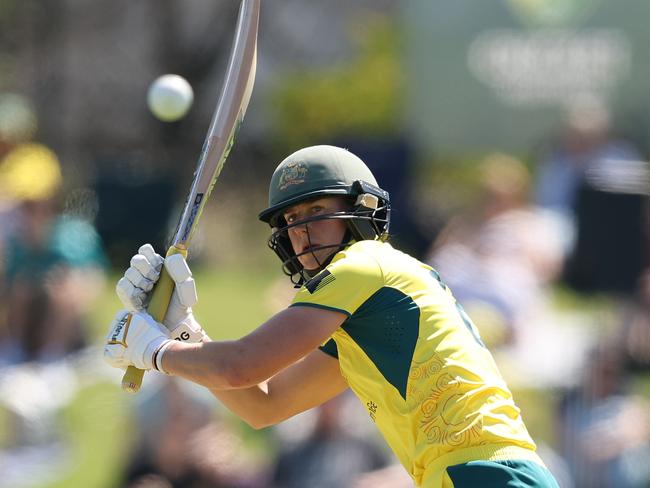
[121,245,188,393]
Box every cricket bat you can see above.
[122,0,260,393]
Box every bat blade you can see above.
[121,0,260,393]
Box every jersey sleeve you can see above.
[290,248,383,316]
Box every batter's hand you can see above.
[104,310,171,371]
[116,244,209,343]
[116,244,166,310]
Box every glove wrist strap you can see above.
[153,340,174,375]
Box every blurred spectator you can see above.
[0,92,37,158]
[0,143,107,364]
[0,95,108,487]
[428,153,564,348]
[271,392,392,488]
[534,96,649,295]
[618,268,650,373]
[123,377,264,488]
[426,153,597,389]
[0,93,39,266]
[535,96,621,218]
[557,345,650,488]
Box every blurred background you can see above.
[0,0,649,487]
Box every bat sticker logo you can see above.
[180,193,204,241]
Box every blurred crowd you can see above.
[427,96,650,488]
[0,90,648,488]
[0,93,109,486]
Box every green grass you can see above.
[192,265,284,339]
[48,382,131,488]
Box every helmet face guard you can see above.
[267,181,390,286]
[259,145,390,286]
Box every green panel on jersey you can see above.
[446,460,560,488]
[342,287,420,399]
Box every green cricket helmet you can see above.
[259,145,390,285]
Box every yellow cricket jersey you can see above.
[290,240,541,487]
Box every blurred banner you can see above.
[403,0,650,153]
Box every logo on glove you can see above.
[108,312,132,346]
[175,330,191,341]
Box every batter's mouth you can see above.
[300,244,320,254]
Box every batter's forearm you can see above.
[157,340,288,428]
[208,383,281,429]
[160,340,259,389]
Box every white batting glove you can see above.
[162,253,209,343]
[116,244,164,311]
[104,310,172,371]
[115,244,209,343]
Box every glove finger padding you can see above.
[161,254,207,342]
[165,254,198,308]
[130,254,161,282]
[116,276,146,311]
[125,266,155,291]
[116,244,164,311]
[139,244,164,270]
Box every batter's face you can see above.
[283,196,349,271]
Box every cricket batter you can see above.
[104,145,559,487]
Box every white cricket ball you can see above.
[147,74,194,122]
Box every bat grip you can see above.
[121,245,188,393]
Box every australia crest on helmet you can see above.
[277,161,308,191]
